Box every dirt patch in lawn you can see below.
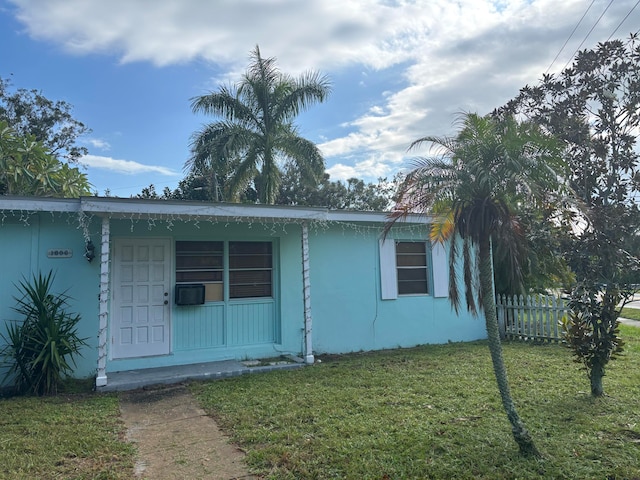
[119,384,258,480]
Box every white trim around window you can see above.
[379,239,449,300]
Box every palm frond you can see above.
[429,210,455,244]
[276,133,325,183]
[227,147,259,201]
[386,111,565,313]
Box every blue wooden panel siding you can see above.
[228,301,277,345]
[173,301,277,349]
[173,304,226,349]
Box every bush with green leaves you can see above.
[1,271,87,395]
[562,283,627,396]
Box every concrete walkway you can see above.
[120,384,258,480]
[102,358,304,392]
[115,360,307,478]
[619,318,640,328]
[620,298,640,328]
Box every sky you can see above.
[1,0,639,198]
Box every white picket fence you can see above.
[496,294,568,342]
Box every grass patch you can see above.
[0,393,134,479]
[620,307,640,322]
[191,326,640,479]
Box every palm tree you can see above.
[387,113,564,456]
[187,46,331,204]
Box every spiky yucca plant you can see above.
[1,271,87,395]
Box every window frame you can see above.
[175,240,274,303]
[228,241,273,300]
[380,238,448,300]
[395,241,430,296]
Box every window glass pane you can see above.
[230,270,272,284]
[229,254,272,269]
[396,241,429,295]
[396,242,426,254]
[230,284,272,298]
[229,241,273,299]
[396,254,427,267]
[229,241,272,254]
[176,256,223,269]
[398,280,429,295]
[176,241,223,253]
[176,271,223,283]
[397,268,427,281]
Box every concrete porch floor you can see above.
[98,358,305,392]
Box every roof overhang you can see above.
[0,196,81,213]
[79,197,328,221]
[0,196,431,225]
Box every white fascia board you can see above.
[327,210,431,225]
[79,197,328,221]
[0,196,80,213]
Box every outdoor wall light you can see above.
[84,240,96,263]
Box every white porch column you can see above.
[301,221,314,364]
[95,216,110,388]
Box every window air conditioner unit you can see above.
[175,284,205,306]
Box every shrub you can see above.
[562,283,626,396]
[0,271,87,395]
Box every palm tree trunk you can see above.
[478,238,540,457]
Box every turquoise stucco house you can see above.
[0,196,486,390]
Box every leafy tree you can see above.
[136,170,258,203]
[499,34,640,396]
[387,113,564,456]
[492,202,574,296]
[136,168,397,212]
[275,162,398,210]
[187,46,331,204]
[0,121,91,197]
[0,77,89,163]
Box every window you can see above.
[380,239,448,300]
[175,240,273,302]
[229,241,272,299]
[396,241,429,295]
[176,241,223,301]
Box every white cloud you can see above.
[8,0,638,181]
[326,163,359,181]
[86,138,111,151]
[81,155,179,176]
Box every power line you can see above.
[606,0,640,41]
[545,0,597,75]
[560,0,616,72]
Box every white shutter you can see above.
[431,241,449,298]
[379,239,398,300]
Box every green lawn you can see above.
[1,328,639,479]
[191,325,640,480]
[0,391,134,480]
[621,307,640,322]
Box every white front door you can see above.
[112,238,171,359]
